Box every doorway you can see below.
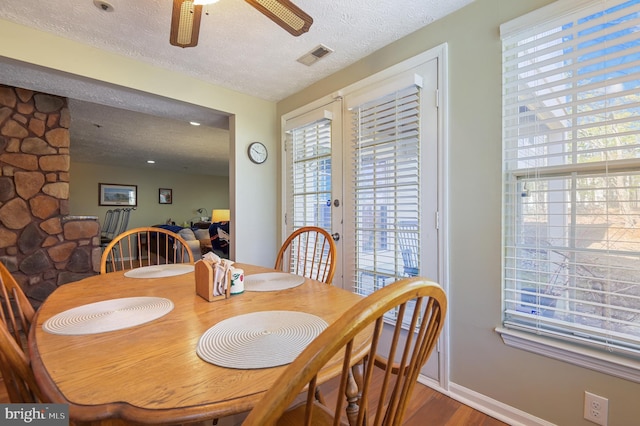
[282,46,448,384]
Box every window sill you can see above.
[495,327,640,384]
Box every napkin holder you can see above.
[195,259,231,302]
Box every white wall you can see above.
[277,1,640,425]
[0,19,278,267]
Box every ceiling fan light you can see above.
[244,0,312,36]
[170,0,202,48]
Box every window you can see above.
[500,0,640,368]
[348,78,423,327]
[285,112,333,231]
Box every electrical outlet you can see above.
[584,391,608,426]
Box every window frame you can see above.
[497,0,640,382]
[280,45,449,385]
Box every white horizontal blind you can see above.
[502,0,640,357]
[285,117,332,233]
[350,84,421,326]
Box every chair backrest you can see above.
[0,321,47,403]
[102,208,122,240]
[0,264,43,403]
[100,209,116,238]
[397,221,419,277]
[243,278,447,426]
[274,226,336,284]
[100,226,195,274]
[0,261,35,349]
[115,207,134,236]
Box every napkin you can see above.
[200,252,235,297]
[202,251,221,263]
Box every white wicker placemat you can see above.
[124,264,194,278]
[43,297,174,335]
[243,272,306,292]
[196,310,328,369]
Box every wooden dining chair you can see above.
[221,227,336,426]
[0,265,44,403]
[100,226,195,274]
[0,261,35,351]
[0,321,48,403]
[242,277,447,426]
[274,226,337,284]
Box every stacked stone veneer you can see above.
[0,85,100,309]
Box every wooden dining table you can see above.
[28,263,368,425]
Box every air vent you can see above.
[297,44,334,66]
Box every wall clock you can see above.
[248,142,268,164]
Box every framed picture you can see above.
[159,188,172,204]
[99,183,137,206]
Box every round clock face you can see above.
[248,142,268,164]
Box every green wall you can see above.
[278,0,640,425]
[4,0,640,423]
[0,18,279,266]
[69,161,229,230]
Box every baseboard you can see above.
[417,375,556,426]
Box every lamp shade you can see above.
[212,209,230,222]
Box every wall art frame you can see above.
[159,188,173,204]
[99,183,137,207]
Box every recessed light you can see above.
[147,160,155,164]
[190,121,201,126]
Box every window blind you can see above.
[349,83,422,326]
[501,0,640,357]
[285,116,332,232]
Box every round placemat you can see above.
[124,264,194,278]
[243,272,306,292]
[196,310,328,369]
[43,297,174,335]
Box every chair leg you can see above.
[346,362,364,426]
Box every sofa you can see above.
[151,224,212,261]
[179,227,214,257]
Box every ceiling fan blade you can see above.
[170,0,203,48]
[244,0,313,36]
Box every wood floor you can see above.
[318,370,509,426]
[0,375,508,426]
[393,383,508,426]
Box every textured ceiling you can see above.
[0,0,474,176]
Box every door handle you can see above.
[331,233,340,241]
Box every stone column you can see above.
[0,85,100,309]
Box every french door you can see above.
[283,101,344,282]
[283,53,443,382]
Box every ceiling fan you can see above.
[170,0,313,48]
